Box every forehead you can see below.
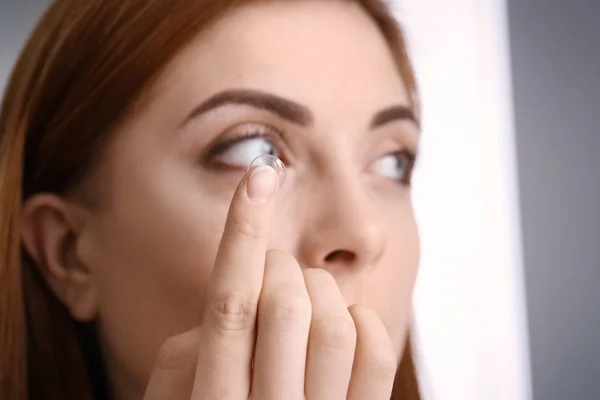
[154,1,409,116]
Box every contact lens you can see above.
[247,155,286,187]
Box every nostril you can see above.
[324,250,356,264]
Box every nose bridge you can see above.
[321,170,373,232]
[297,163,385,270]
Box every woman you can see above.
[0,0,422,398]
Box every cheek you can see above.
[368,204,420,355]
[89,168,231,387]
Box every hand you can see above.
[143,165,398,400]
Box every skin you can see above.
[20,1,420,399]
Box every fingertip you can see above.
[247,155,286,188]
[245,165,279,205]
[348,305,393,349]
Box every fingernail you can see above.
[246,165,278,205]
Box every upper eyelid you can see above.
[204,122,284,158]
[224,123,284,146]
[213,120,279,140]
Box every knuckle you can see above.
[311,315,357,350]
[260,291,311,329]
[227,217,264,241]
[261,250,309,329]
[206,291,257,333]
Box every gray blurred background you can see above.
[507,0,600,399]
[1,0,599,399]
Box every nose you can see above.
[296,176,385,275]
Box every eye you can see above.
[207,125,282,169]
[215,137,280,168]
[371,151,415,185]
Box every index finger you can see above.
[192,164,279,399]
[209,163,280,306]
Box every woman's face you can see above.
[77,0,419,394]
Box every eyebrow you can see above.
[370,105,419,130]
[180,89,313,128]
[180,88,418,130]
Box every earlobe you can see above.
[21,194,98,322]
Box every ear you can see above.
[21,194,98,322]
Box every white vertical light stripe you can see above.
[390,1,533,399]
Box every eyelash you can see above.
[204,126,417,186]
[203,125,285,165]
